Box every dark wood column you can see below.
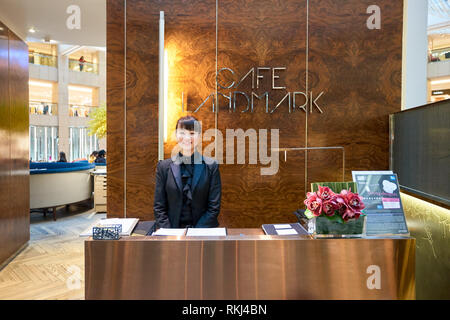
[0,21,30,267]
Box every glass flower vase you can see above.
[307,215,366,238]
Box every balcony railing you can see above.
[69,59,99,74]
[29,101,58,116]
[29,52,58,68]
[429,47,450,63]
[69,105,98,117]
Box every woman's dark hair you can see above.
[98,150,106,158]
[91,151,99,157]
[176,115,201,133]
[59,152,67,162]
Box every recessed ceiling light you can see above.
[29,27,36,33]
[29,80,53,88]
[431,79,450,85]
[69,85,93,93]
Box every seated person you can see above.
[58,152,67,162]
[95,150,106,164]
[89,151,99,163]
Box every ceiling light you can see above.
[69,85,93,93]
[431,79,450,85]
[29,28,36,33]
[29,80,53,88]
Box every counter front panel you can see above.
[85,229,415,300]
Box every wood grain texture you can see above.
[0,22,12,265]
[122,0,217,220]
[106,0,125,218]
[217,0,307,227]
[107,0,403,227]
[307,0,403,187]
[124,0,159,219]
[0,22,30,266]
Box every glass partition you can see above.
[69,127,99,161]
[29,52,58,68]
[29,126,59,162]
[68,59,99,74]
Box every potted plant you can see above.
[304,186,366,238]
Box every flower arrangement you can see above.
[304,186,365,223]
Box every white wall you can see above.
[428,60,450,79]
[402,0,429,110]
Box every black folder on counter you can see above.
[262,223,308,236]
[132,221,156,236]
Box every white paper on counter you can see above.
[152,228,187,236]
[186,228,227,237]
[275,228,298,235]
[273,224,292,229]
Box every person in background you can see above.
[95,150,106,164]
[58,152,67,162]
[79,56,86,71]
[89,151,99,163]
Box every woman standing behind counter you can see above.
[153,116,222,229]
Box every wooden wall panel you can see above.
[162,0,217,159]
[124,0,160,219]
[106,0,125,218]
[0,22,30,266]
[0,22,12,265]
[8,30,30,259]
[307,0,403,186]
[118,0,217,220]
[107,0,403,228]
[217,0,307,227]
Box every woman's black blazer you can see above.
[153,152,221,228]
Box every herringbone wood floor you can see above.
[0,202,105,300]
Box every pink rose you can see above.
[317,186,335,201]
[348,194,365,212]
[304,192,323,216]
[339,189,364,221]
[340,189,365,212]
[342,208,359,221]
[322,198,338,216]
[334,195,348,214]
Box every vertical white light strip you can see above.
[44,127,48,161]
[305,0,309,196]
[164,50,168,143]
[215,0,218,155]
[51,127,54,160]
[159,11,165,160]
[79,128,81,159]
[33,127,36,161]
[69,128,72,161]
[124,0,127,218]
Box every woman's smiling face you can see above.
[176,128,200,153]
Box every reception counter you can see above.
[85,229,415,300]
